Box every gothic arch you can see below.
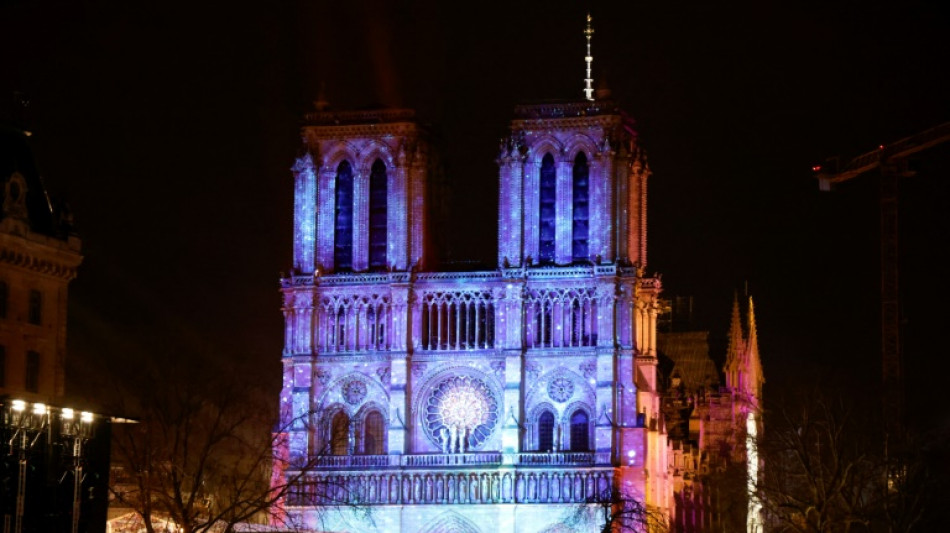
[563,134,598,162]
[317,371,390,414]
[321,141,360,173]
[354,401,388,455]
[527,401,558,423]
[419,511,482,533]
[562,401,594,452]
[525,136,564,166]
[525,367,595,414]
[357,141,396,172]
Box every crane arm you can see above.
[817,120,950,189]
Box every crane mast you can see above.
[815,120,950,445]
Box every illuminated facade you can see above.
[275,100,762,532]
[0,125,82,403]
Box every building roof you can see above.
[0,124,68,239]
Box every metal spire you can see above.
[584,13,594,101]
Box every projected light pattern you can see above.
[425,376,498,451]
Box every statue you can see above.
[440,427,450,454]
[449,424,459,454]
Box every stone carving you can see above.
[316,369,332,385]
[490,360,505,378]
[548,376,575,403]
[342,379,367,405]
[526,361,542,381]
[580,359,597,379]
[376,366,391,383]
[412,363,427,378]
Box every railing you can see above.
[404,452,502,467]
[286,468,615,506]
[309,452,610,470]
[515,451,611,466]
[315,455,394,468]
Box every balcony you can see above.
[309,451,611,470]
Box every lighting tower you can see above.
[815,120,950,445]
[583,13,594,101]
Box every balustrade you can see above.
[309,452,608,469]
[287,469,614,506]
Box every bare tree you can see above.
[754,392,878,533]
[106,363,359,533]
[567,486,668,533]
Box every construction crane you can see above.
[814,120,950,445]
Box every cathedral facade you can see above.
[274,99,762,532]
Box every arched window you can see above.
[362,410,385,455]
[334,160,354,270]
[538,410,555,452]
[572,152,589,262]
[330,411,350,455]
[569,409,589,452]
[538,153,556,264]
[368,159,388,270]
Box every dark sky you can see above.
[2,1,948,432]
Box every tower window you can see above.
[569,409,590,452]
[25,350,40,393]
[572,152,590,262]
[28,290,42,325]
[369,159,388,270]
[538,410,555,452]
[538,153,556,264]
[334,161,354,270]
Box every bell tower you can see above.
[496,101,650,269]
[292,108,434,275]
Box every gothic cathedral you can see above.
[274,21,763,533]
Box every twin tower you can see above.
[290,100,650,275]
[277,100,665,533]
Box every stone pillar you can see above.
[523,155,540,264]
[353,163,369,272]
[389,283,411,454]
[555,157,573,265]
[599,144,616,263]
[316,166,336,272]
[292,153,316,274]
[391,147,409,270]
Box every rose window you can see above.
[424,375,499,450]
[342,379,367,405]
[548,376,575,403]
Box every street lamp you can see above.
[61,407,94,533]
[5,399,51,533]
[3,400,97,533]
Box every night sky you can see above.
[2,1,948,434]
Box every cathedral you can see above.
[274,18,763,533]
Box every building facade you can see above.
[0,125,82,403]
[274,100,762,532]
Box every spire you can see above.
[745,296,765,402]
[583,13,594,101]
[726,291,743,363]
